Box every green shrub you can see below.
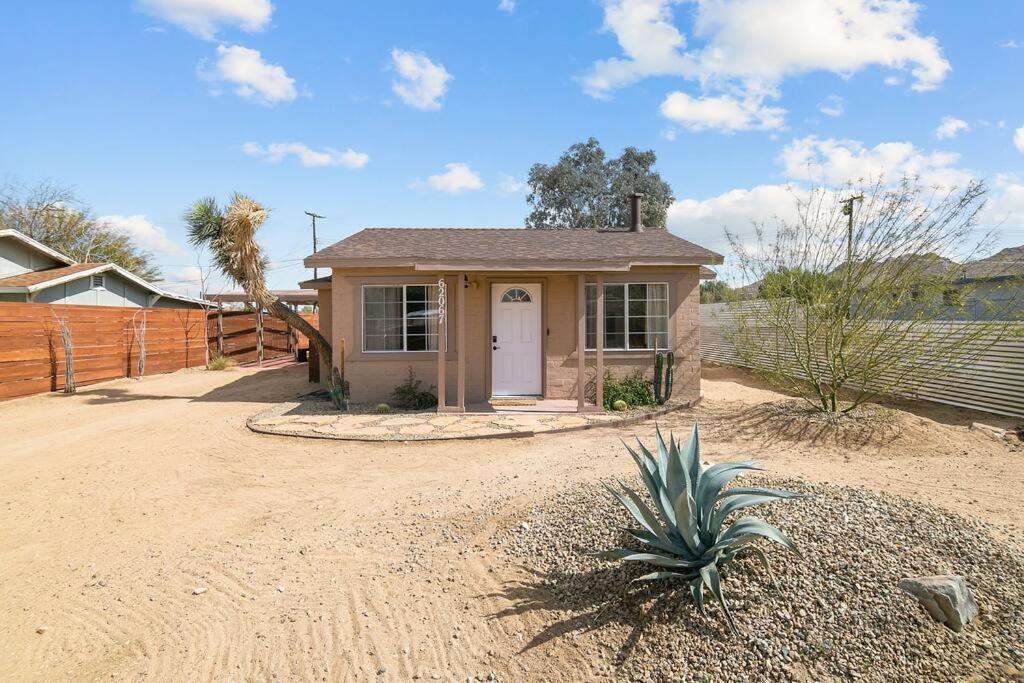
[375,403,391,414]
[600,424,805,634]
[612,399,629,412]
[207,353,236,371]
[391,368,438,410]
[602,370,654,411]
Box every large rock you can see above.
[899,575,979,632]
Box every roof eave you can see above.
[305,256,723,270]
[0,229,77,266]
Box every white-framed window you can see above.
[91,274,105,289]
[585,282,668,351]
[362,284,439,352]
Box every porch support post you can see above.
[596,275,604,411]
[577,273,586,413]
[437,274,447,412]
[456,273,466,411]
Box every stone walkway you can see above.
[247,406,684,441]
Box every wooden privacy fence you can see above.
[0,303,318,401]
[0,302,207,400]
[701,302,1024,419]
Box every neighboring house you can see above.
[301,195,723,412]
[0,228,207,308]
[956,246,1024,320]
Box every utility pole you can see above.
[840,195,863,266]
[305,211,325,279]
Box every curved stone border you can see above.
[247,397,700,442]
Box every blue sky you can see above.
[2,0,1023,294]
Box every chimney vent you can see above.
[629,193,644,232]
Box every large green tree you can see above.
[0,181,160,280]
[525,138,674,230]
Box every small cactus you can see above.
[375,403,391,414]
[653,351,675,404]
[612,399,629,412]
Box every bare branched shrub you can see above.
[725,177,1021,414]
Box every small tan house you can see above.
[302,197,722,412]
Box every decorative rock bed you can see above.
[494,476,1024,682]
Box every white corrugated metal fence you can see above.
[701,302,1024,418]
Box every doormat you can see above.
[489,398,539,407]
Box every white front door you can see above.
[491,283,542,396]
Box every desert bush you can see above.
[375,403,391,414]
[601,370,654,411]
[391,368,438,410]
[600,424,804,633]
[207,353,236,371]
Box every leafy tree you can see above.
[699,280,735,304]
[525,138,674,230]
[757,267,836,305]
[724,177,1020,415]
[0,181,160,280]
[185,193,346,409]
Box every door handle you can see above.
[492,345,499,350]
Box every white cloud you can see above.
[668,183,804,254]
[660,91,785,132]
[818,94,844,118]
[582,0,950,130]
[390,49,452,110]
[200,44,297,105]
[660,126,677,141]
[498,0,516,13]
[242,142,369,168]
[136,0,272,40]
[413,163,484,194]
[779,135,973,189]
[98,214,180,255]
[581,0,690,97]
[497,173,525,194]
[981,174,1024,229]
[1000,40,1022,49]
[1015,126,1024,154]
[935,116,970,140]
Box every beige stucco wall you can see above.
[322,265,701,406]
[316,287,333,381]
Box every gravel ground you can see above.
[494,475,1024,682]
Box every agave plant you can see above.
[600,423,804,633]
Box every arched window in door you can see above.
[500,287,533,303]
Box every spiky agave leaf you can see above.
[600,423,805,634]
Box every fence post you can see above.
[256,306,264,365]
[216,303,224,356]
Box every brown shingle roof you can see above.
[0,263,106,288]
[306,228,723,267]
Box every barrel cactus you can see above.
[612,399,629,412]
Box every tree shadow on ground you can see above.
[77,365,313,405]
[485,563,730,666]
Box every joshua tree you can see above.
[185,193,345,408]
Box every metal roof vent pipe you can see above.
[629,193,644,232]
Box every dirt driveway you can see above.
[1,365,1020,681]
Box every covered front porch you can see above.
[432,271,609,414]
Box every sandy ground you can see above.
[0,364,1020,682]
